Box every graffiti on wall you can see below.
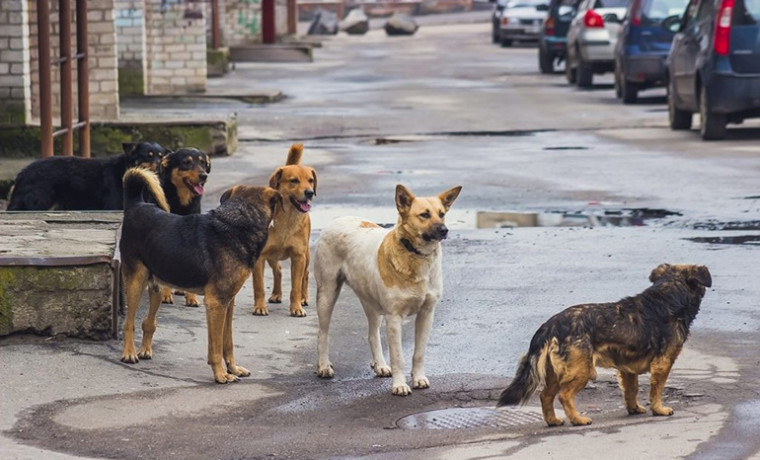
[237,0,261,36]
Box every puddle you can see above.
[542,146,589,151]
[692,221,760,231]
[476,208,680,229]
[686,235,760,246]
[396,407,543,430]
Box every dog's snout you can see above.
[304,189,315,199]
[437,225,448,239]
[199,173,208,183]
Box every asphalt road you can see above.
[3,18,760,460]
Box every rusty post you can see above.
[287,0,297,35]
[59,0,74,156]
[37,0,54,157]
[211,0,222,50]
[76,0,89,157]
[262,0,276,44]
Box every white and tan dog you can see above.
[314,184,462,396]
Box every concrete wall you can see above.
[0,1,32,124]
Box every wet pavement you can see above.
[3,17,760,460]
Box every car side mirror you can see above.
[661,14,682,32]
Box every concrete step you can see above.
[230,44,314,63]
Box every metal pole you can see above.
[262,0,276,44]
[59,0,74,156]
[37,0,54,158]
[287,0,296,35]
[76,0,89,157]
[211,0,221,50]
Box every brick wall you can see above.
[0,1,32,124]
[114,0,146,96]
[220,0,262,45]
[27,0,120,122]
[144,0,207,95]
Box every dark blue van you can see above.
[667,0,760,139]
[614,0,690,103]
[538,0,583,73]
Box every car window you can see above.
[734,0,760,24]
[679,0,700,27]
[508,0,549,7]
[640,0,689,24]
[552,0,582,14]
[695,0,714,20]
[592,0,629,8]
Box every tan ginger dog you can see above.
[314,184,462,395]
[252,144,316,317]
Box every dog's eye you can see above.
[290,178,299,184]
[439,211,445,218]
[148,152,153,157]
[308,178,314,183]
[420,211,431,219]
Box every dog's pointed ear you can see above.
[310,168,317,196]
[220,185,240,204]
[395,184,415,215]
[438,186,462,211]
[122,143,137,156]
[649,263,671,283]
[269,168,283,189]
[689,265,712,288]
[160,152,172,172]
[263,187,282,210]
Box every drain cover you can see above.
[396,407,543,430]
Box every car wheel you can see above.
[501,38,513,47]
[614,68,622,99]
[539,48,554,74]
[621,80,638,104]
[565,48,577,84]
[668,78,692,130]
[576,57,593,88]
[699,86,726,140]
[492,23,500,43]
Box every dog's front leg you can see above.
[206,296,238,383]
[618,371,646,414]
[289,254,307,317]
[386,314,411,396]
[411,308,434,390]
[252,258,270,316]
[649,348,681,416]
[223,299,250,378]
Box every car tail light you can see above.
[713,0,734,55]
[502,16,510,25]
[630,0,642,25]
[584,9,604,28]
[545,16,556,35]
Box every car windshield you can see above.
[508,0,548,7]
[553,0,581,15]
[592,0,629,8]
[640,0,689,23]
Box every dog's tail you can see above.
[122,167,169,212]
[497,335,558,407]
[285,143,304,165]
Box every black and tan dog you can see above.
[119,168,279,384]
[498,264,711,426]
[7,142,166,211]
[252,143,316,317]
[156,148,211,307]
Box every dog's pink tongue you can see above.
[299,201,311,212]
[193,184,204,195]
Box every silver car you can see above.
[565,0,630,87]
[499,0,551,46]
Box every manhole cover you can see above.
[396,407,543,430]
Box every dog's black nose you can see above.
[304,189,314,199]
[437,225,448,239]
[199,173,208,183]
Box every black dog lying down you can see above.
[7,142,167,211]
[119,167,280,383]
[498,264,711,427]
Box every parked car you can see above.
[566,0,630,87]
[498,0,551,46]
[538,0,584,73]
[492,0,510,43]
[613,0,689,102]
[667,0,760,139]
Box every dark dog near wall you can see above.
[119,167,280,383]
[7,142,167,211]
[497,264,711,427]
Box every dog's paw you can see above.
[228,364,251,377]
[121,351,139,364]
[184,294,200,308]
[290,306,307,317]
[301,299,309,307]
[545,416,565,427]
[317,364,334,379]
[371,362,392,377]
[268,294,282,304]
[652,406,674,416]
[392,383,412,396]
[412,376,430,389]
[627,405,647,415]
[161,293,174,304]
[252,306,270,316]
[137,347,153,360]
[215,373,241,384]
[569,416,592,426]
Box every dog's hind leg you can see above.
[223,299,250,378]
[137,284,163,360]
[386,314,411,396]
[540,365,564,426]
[184,293,200,308]
[411,307,434,389]
[121,263,150,364]
[618,371,646,415]
[361,301,391,377]
[316,270,343,379]
[556,347,593,425]
[649,347,681,416]
[268,260,283,304]
[205,294,239,384]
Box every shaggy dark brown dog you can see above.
[497,264,711,426]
